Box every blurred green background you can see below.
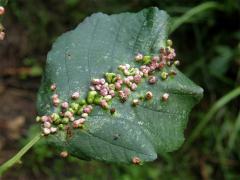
[0,0,239,179]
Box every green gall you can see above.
[77,107,84,115]
[93,95,103,105]
[68,108,75,114]
[129,68,137,75]
[53,118,60,125]
[105,72,116,83]
[143,56,151,64]
[58,124,64,130]
[70,102,79,111]
[62,117,69,124]
[87,91,97,104]
[124,68,137,76]
[161,72,168,80]
[167,39,173,47]
[51,113,60,121]
[79,99,86,105]
[109,84,115,90]
[36,116,41,122]
[104,95,112,101]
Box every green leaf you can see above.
[37,7,203,163]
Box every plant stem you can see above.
[0,133,41,176]
[170,2,221,33]
[183,87,240,151]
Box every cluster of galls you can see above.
[36,39,179,163]
[0,6,5,40]
[36,86,94,136]
[135,39,179,81]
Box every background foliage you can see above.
[0,0,239,179]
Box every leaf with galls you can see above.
[37,7,203,164]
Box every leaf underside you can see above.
[37,7,203,163]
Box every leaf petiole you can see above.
[0,133,41,176]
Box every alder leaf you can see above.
[37,7,203,163]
